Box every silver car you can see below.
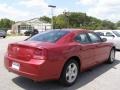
[0,30,6,38]
[95,30,120,50]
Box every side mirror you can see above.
[102,38,107,42]
[111,35,115,38]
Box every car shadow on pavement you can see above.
[12,60,120,90]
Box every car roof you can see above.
[94,30,113,32]
[59,29,92,33]
[113,30,120,31]
[95,30,120,32]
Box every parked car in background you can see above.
[0,30,6,38]
[31,29,39,36]
[24,30,32,36]
[20,29,29,35]
[95,30,120,50]
[4,29,115,86]
[24,29,39,36]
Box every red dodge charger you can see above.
[4,29,115,86]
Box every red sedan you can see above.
[4,29,115,86]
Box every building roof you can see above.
[14,18,51,26]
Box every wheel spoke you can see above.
[66,63,78,83]
[71,65,76,71]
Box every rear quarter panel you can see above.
[45,43,80,79]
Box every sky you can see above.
[0,0,120,22]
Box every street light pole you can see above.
[63,11,70,28]
[48,5,56,29]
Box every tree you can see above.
[53,15,68,29]
[116,21,120,29]
[81,16,103,30]
[53,12,117,30]
[53,12,87,29]
[0,18,15,31]
[53,12,103,30]
[101,20,116,30]
[38,12,117,30]
[69,12,87,28]
[39,16,51,23]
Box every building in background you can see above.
[12,18,52,34]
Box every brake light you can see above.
[8,44,13,56]
[34,49,43,55]
[8,44,12,52]
[8,44,17,52]
[33,49,47,60]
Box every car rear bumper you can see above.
[4,54,56,81]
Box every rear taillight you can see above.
[8,44,17,53]
[34,49,43,55]
[33,49,47,60]
[8,44,11,52]
[8,44,16,52]
[7,44,12,56]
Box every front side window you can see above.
[88,33,101,43]
[28,30,70,43]
[75,33,90,44]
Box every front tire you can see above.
[3,36,6,38]
[107,48,115,64]
[60,59,79,86]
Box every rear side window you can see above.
[95,32,104,36]
[106,32,114,36]
[75,33,90,44]
[28,30,70,43]
[88,33,101,43]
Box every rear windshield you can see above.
[28,30,70,43]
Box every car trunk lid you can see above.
[8,41,54,61]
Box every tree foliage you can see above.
[40,12,117,30]
[0,18,15,30]
[39,16,51,23]
[101,20,116,30]
[0,13,119,31]
[116,21,120,29]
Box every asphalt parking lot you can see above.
[0,36,120,90]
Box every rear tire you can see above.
[60,59,79,86]
[107,48,115,64]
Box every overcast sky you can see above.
[0,0,120,22]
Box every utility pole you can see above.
[63,11,70,28]
[48,5,56,29]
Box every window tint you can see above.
[95,32,104,36]
[88,33,101,43]
[28,30,70,43]
[112,31,120,37]
[106,32,114,36]
[75,33,90,44]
